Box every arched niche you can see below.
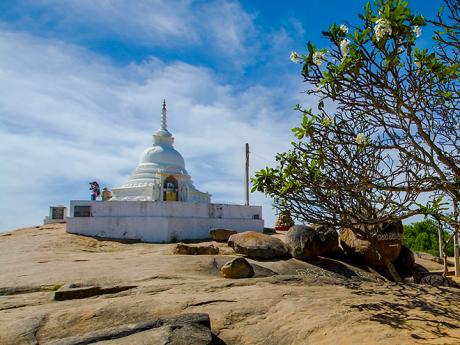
[163,176,178,201]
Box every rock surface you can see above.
[53,283,136,301]
[46,313,212,345]
[228,231,289,259]
[1,224,459,345]
[286,225,338,259]
[415,252,454,267]
[173,243,219,255]
[210,228,237,242]
[393,245,415,277]
[340,221,403,268]
[220,257,254,279]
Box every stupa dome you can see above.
[139,144,186,171]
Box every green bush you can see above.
[403,219,454,257]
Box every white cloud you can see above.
[0,29,304,231]
[13,0,257,66]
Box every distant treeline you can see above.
[403,219,454,257]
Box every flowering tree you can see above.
[253,0,459,278]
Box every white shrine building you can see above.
[66,101,264,243]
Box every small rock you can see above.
[228,231,288,260]
[220,257,254,279]
[210,228,237,242]
[420,274,459,288]
[173,243,219,255]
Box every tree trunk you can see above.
[443,251,449,277]
[438,226,444,259]
[454,230,460,277]
[454,203,460,278]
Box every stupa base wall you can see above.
[66,200,263,243]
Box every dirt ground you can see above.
[1,224,459,345]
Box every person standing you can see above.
[89,181,100,200]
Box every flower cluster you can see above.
[340,39,350,61]
[290,51,300,63]
[374,18,392,42]
[355,133,366,145]
[321,116,333,127]
[339,24,348,34]
[312,51,326,66]
[413,25,422,38]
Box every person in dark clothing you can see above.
[89,181,100,200]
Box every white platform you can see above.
[66,200,264,243]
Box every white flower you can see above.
[290,51,300,63]
[397,47,404,54]
[414,60,421,68]
[340,39,350,60]
[374,18,392,42]
[355,133,366,145]
[312,51,326,66]
[339,24,348,34]
[413,25,422,38]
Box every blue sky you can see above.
[0,0,442,231]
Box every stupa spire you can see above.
[161,99,167,131]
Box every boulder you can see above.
[173,243,219,255]
[228,231,288,260]
[285,225,338,259]
[393,245,415,276]
[210,228,237,242]
[220,257,254,279]
[420,274,459,288]
[315,225,339,254]
[339,221,403,268]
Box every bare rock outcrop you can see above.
[228,231,289,259]
[46,313,213,345]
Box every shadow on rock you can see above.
[345,282,460,341]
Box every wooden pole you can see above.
[245,143,249,206]
[454,231,460,277]
[455,204,460,277]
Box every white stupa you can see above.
[67,99,263,243]
[112,100,210,203]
